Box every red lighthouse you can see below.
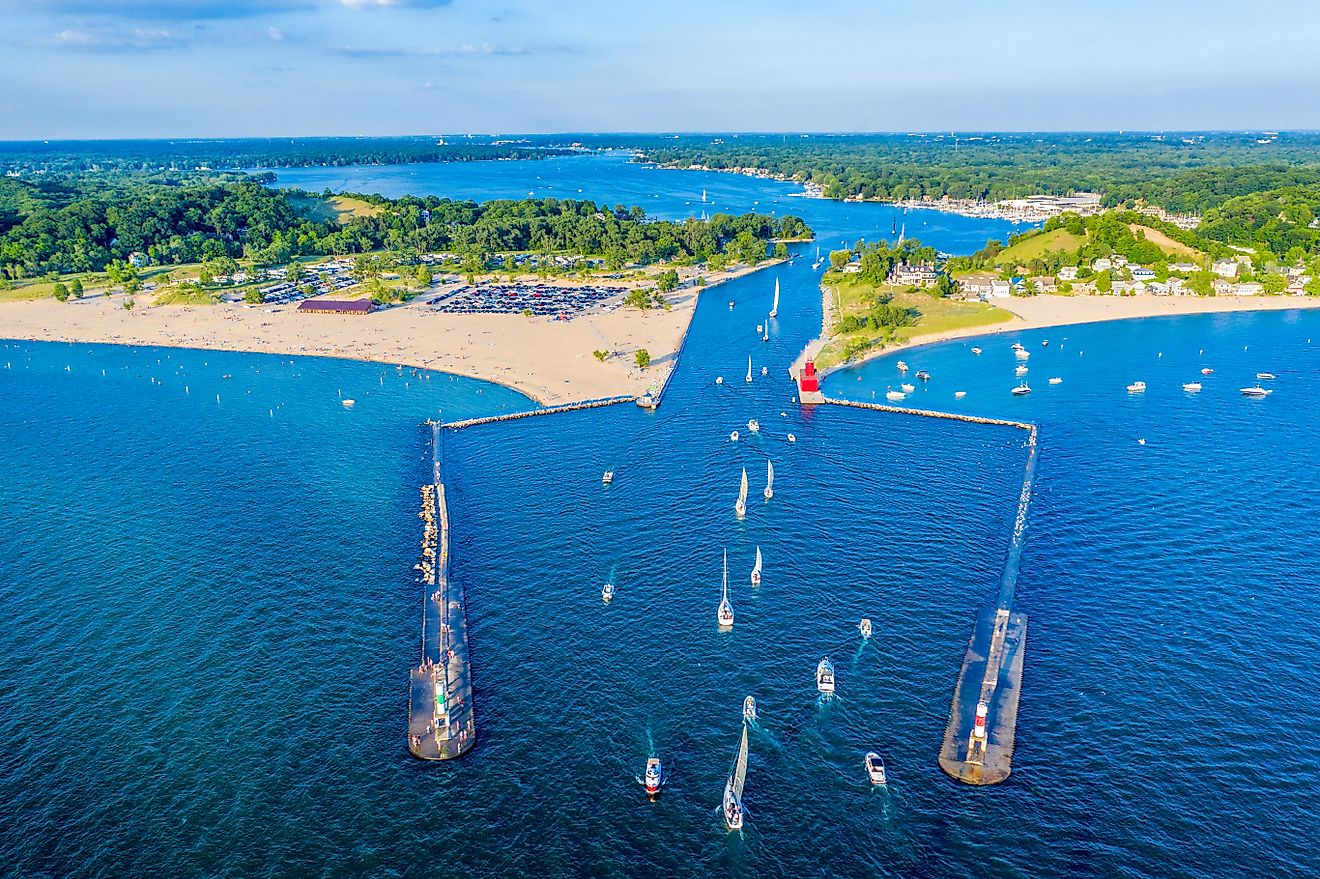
[798,360,819,393]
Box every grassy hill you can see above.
[289,194,381,224]
[994,228,1087,265]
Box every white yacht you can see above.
[341,399,355,408]
[859,618,872,639]
[1011,383,1031,396]
[1011,342,1025,351]
[743,695,757,722]
[787,433,797,443]
[750,546,762,586]
[886,388,906,402]
[718,550,735,628]
[900,382,916,393]
[729,301,735,310]
[602,581,615,602]
[763,461,774,501]
[602,470,614,484]
[896,360,909,372]
[954,391,967,399]
[1183,382,1203,392]
[816,657,836,694]
[1127,381,1147,393]
[762,322,769,343]
[1256,372,1277,380]
[1241,385,1272,397]
[722,724,749,831]
[747,419,760,433]
[864,752,888,785]
[1015,365,1029,377]
[971,347,983,355]
[1015,349,1031,361]
[1048,377,1062,385]
[644,757,663,798]
[1201,367,1214,375]
[756,323,764,335]
[735,468,748,519]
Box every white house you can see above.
[1112,255,1130,268]
[1234,282,1263,296]
[990,279,1012,299]
[1212,278,1235,294]
[1212,258,1239,278]
[1092,257,1113,272]
[1131,266,1156,281]
[1057,265,1079,281]
[1169,262,1198,273]
[960,273,997,297]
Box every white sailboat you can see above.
[763,460,774,501]
[750,546,762,586]
[769,278,780,318]
[718,550,735,629]
[745,356,753,383]
[762,320,769,342]
[722,724,749,831]
[735,468,748,519]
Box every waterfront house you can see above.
[1092,257,1113,272]
[1212,259,1239,278]
[890,262,938,287]
[1111,280,1133,295]
[1131,266,1156,281]
[990,279,1012,298]
[297,299,377,315]
[1212,278,1235,295]
[1029,275,1058,293]
[960,273,997,297]
[1234,282,1263,296]
[1057,266,1079,281]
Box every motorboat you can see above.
[718,550,735,628]
[1015,349,1031,361]
[1182,382,1202,392]
[735,468,748,519]
[954,391,967,399]
[750,546,763,585]
[1048,377,1063,385]
[716,376,724,385]
[1127,381,1146,393]
[341,399,355,408]
[886,389,906,402]
[900,382,916,393]
[602,581,615,602]
[1011,383,1031,396]
[787,433,797,443]
[1256,372,1277,380]
[743,695,757,722]
[896,360,909,372]
[1041,340,1050,347]
[760,366,768,376]
[762,461,774,501]
[747,419,760,433]
[730,430,739,442]
[865,752,888,785]
[1015,365,1029,377]
[729,301,735,310]
[722,725,749,831]
[1011,342,1025,351]
[915,370,931,381]
[1201,367,1214,375]
[859,618,872,639]
[644,757,663,798]
[1241,385,1272,397]
[602,470,614,484]
[971,347,983,355]
[816,657,836,694]
[756,324,764,335]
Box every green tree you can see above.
[416,265,434,287]
[635,349,651,369]
[773,242,788,260]
[1261,273,1288,294]
[52,282,69,302]
[244,288,264,304]
[69,278,84,299]
[592,349,609,362]
[123,296,135,311]
[655,269,679,293]
[1094,270,1113,293]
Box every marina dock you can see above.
[407,421,476,760]
[822,395,1039,785]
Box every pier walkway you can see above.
[407,422,476,760]
[822,396,1038,785]
[445,395,632,431]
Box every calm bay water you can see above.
[2,154,1316,878]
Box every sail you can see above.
[722,550,729,602]
[738,468,748,505]
[752,546,762,576]
[731,724,749,800]
[765,461,773,492]
[770,279,780,317]
[746,356,753,382]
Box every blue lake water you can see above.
[2,154,1317,879]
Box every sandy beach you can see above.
[0,264,771,406]
[817,293,1320,375]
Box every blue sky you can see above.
[2,0,1319,139]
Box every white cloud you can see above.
[267,26,284,40]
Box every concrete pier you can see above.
[444,395,632,431]
[407,422,476,760]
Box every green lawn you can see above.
[289,194,382,224]
[994,228,1087,265]
[815,275,1012,369]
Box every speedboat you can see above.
[602,581,615,602]
[756,324,764,335]
[1256,372,1277,380]
[730,430,739,442]
[1041,340,1050,347]
[954,391,967,399]
[900,382,916,393]
[729,301,735,310]
[602,470,614,484]
[915,370,931,381]
[1048,377,1063,385]
[864,752,888,785]
[747,419,760,433]
[787,433,797,443]
[816,657,836,694]
[896,360,909,372]
[760,366,768,377]
[341,399,355,408]
[1201,367,1214,375]
[743,696,757,722]
[1182,382,1202,392]
[1015,365,1029,377]
[1011,383,1031,396]
[644,757,663,798]
[716,376,724,385]
[971,347,983,355]
[1127,381,1146,393]
[886,389,906,402]
[1241,385,1272,397]
[859,618,872,639]
[1011,342,1025,351]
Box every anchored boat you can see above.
[751,546,762,586]
[816,656,836,694]
[1127,381,1147,393]
[1183,382,1202,392]
[763,461,774,501]
[722,723,749,831]
[1241,385,1272,397]
[735,468,748,519]
[718,550,735,629]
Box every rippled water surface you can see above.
[3,154,1318,879]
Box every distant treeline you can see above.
[0,173,810,279]
[0,137,568,175]
[628,132,1320,215]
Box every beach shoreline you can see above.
[0,262,776,406]
[814,293,1320,378]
